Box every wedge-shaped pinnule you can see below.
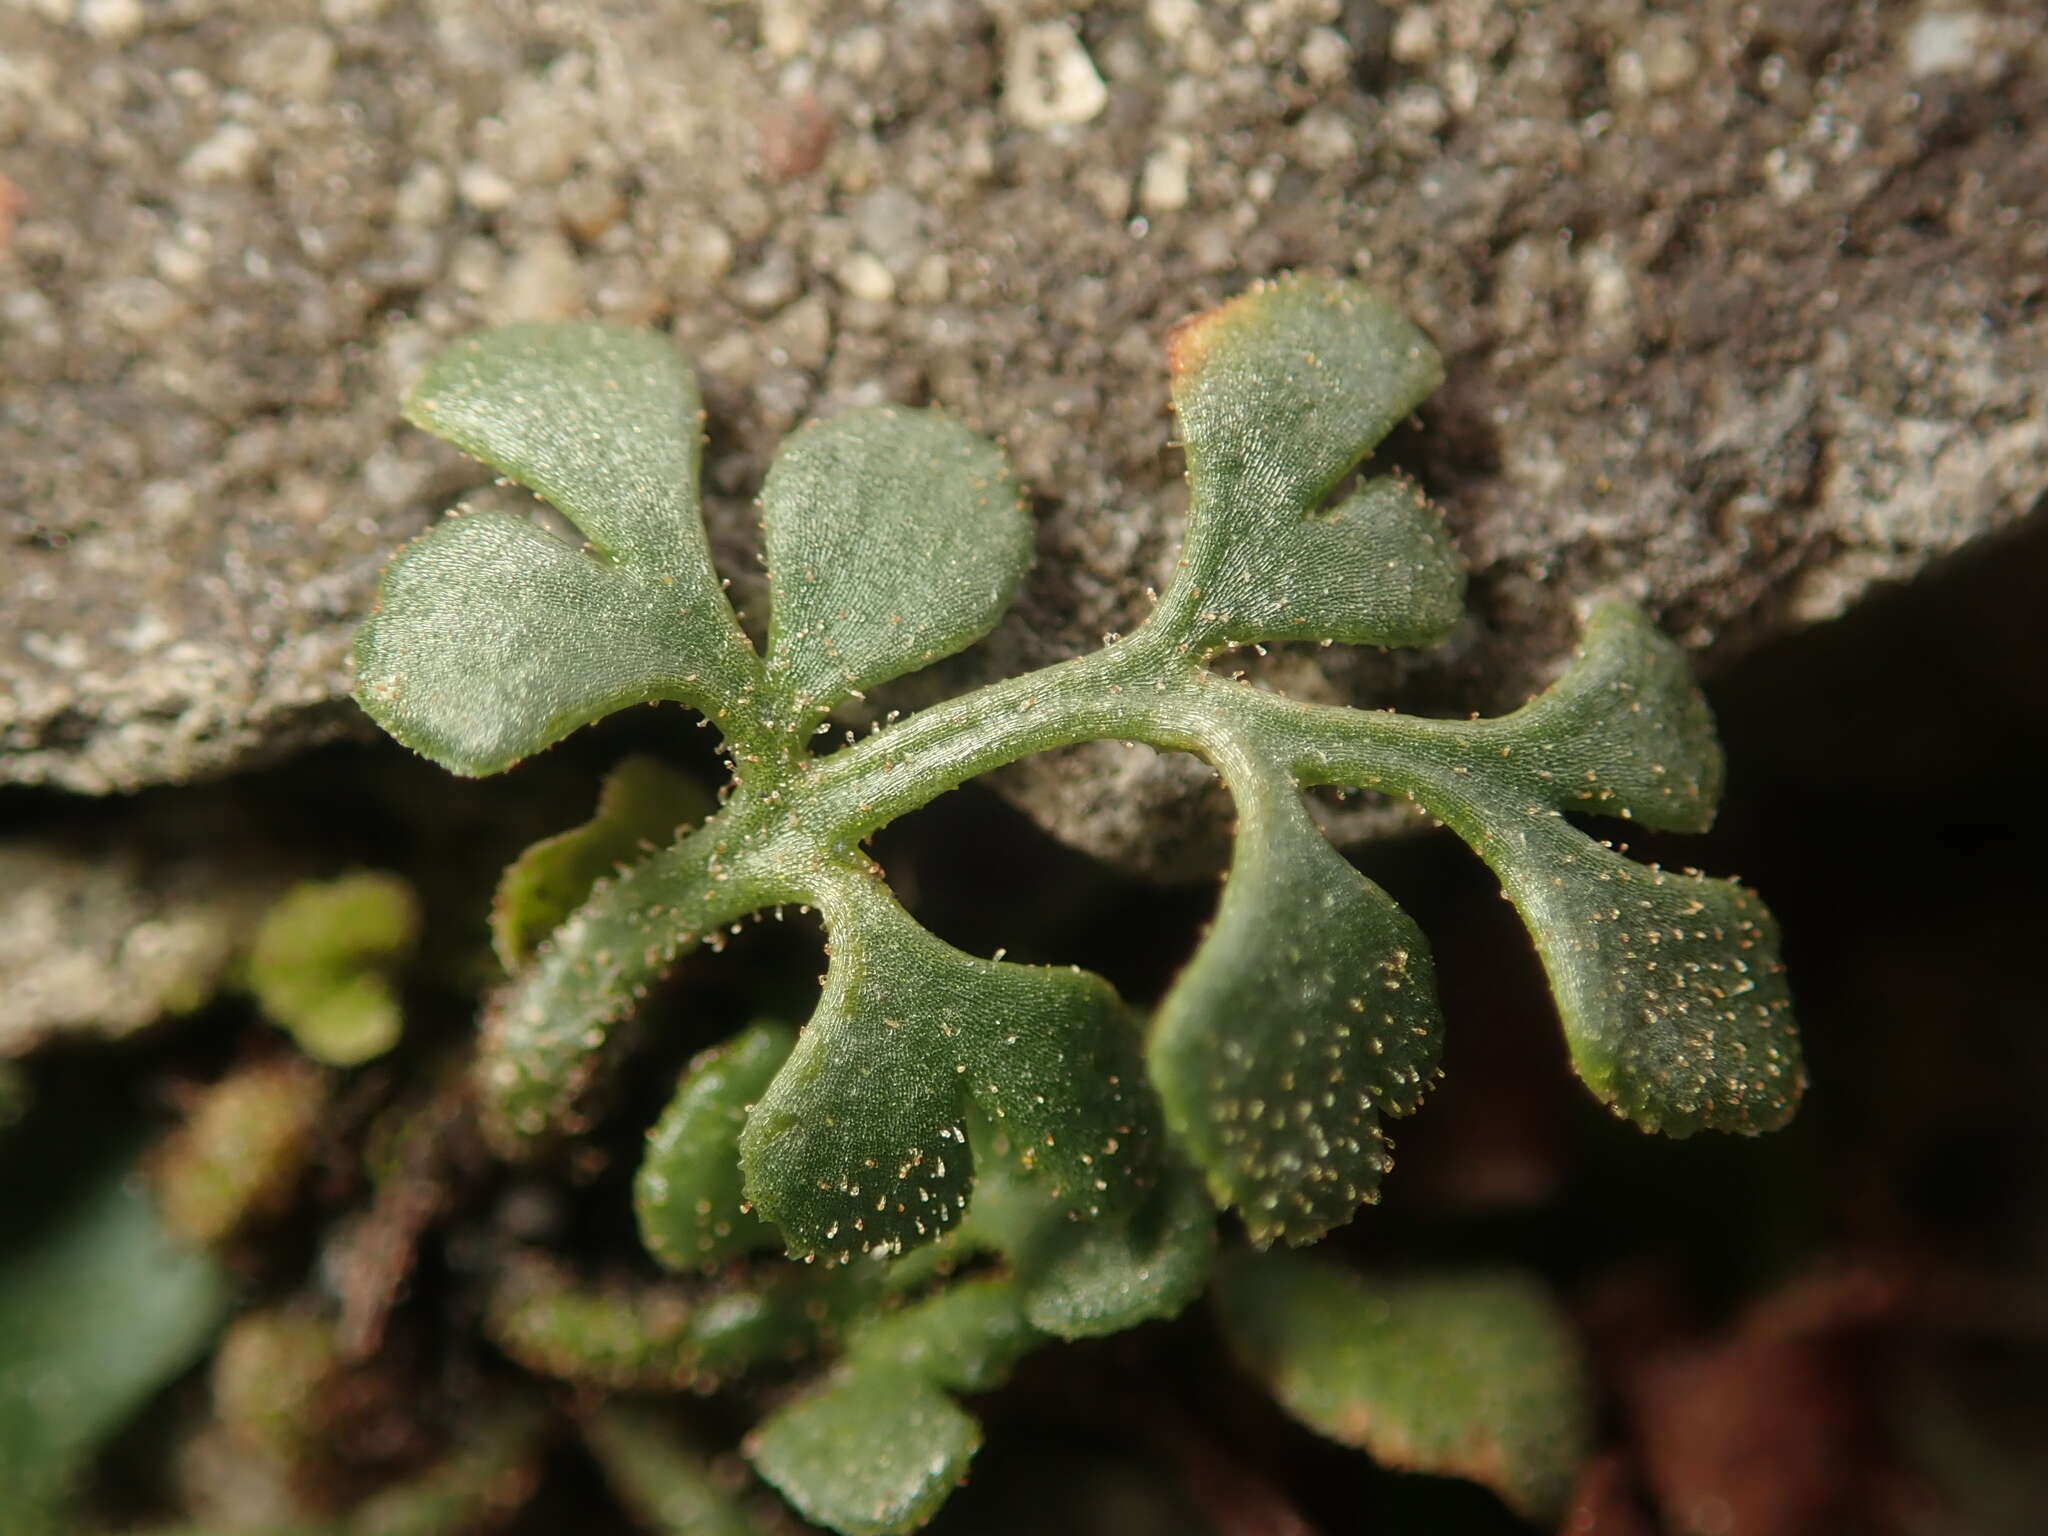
[738,881,1158,1262]
[1489,818,1800,1136]
[1149,762,1442,1246]
[839,1274,1040,1395]
[354,324,760,775]
[984,1161,1216,1339]
[1404,606,1801,1135]
[1016,1194,1214,1340]
[760,405,1029,726]
[1459,602,1725,833]
[1213,1251,1593,1525]
[752,1370,975,1536]
[748,1278,1038,1536]
[636,1021,795,1271]
[1157,273,1463,652]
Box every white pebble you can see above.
[181,123,263,185]
[834,25,887,79]
[1905,9,1985,77]
[152,225,213,286]
[1147,0,1200,44]
[837,251,896,304]
[674,221,735,285]
[240,25,338,101]
[1299,27,1353,86]
[760,0,812,59]
[78,0,145,43]
[1387,84,1449,137]
[457,163,517,212]
[1389,6,1439,65]
[96,276,185,339]
[1004,21,1109,129]
[1295,109,1357,169]
[392,163,452,227]
[730,245,799,313]
[1639,19,1699,92]
[1139,138,1192,213]
[489,233,585,323]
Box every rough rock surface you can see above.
[3,0,2043,872]
[0,812,287,1054]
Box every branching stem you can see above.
[486,608,1526,1153]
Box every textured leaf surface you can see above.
[248,871,420,1066]
[636,1021,796,1270]
[1001,1163,1216,1339]
[1160,274,1458,651]
[761,405,1028,720]
[1214,1251,1593,1523]
[1373,607,1797,1132]
[1150,764,1441,1244]
[1482,815,1801,1135]
[1205,474,1463,650]
[355,324,757,774]
[0,1138,229,1524]
[356,511,732,776]
[844,1275,1037,1394]
[749,1368,979,1536]
[738,920,973,1262]
[493,755,712,972]
[749,1277,1038,1536]
[476,820,769,1157]
[1461,602,1724,833]
[403,324,711,568]
[740,880,1157,1261]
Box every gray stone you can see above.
[0,817,286,1055]
[3,0,2043,873]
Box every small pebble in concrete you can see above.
[1004,21,1109,129]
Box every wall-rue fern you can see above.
[351,272,1805,1532]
